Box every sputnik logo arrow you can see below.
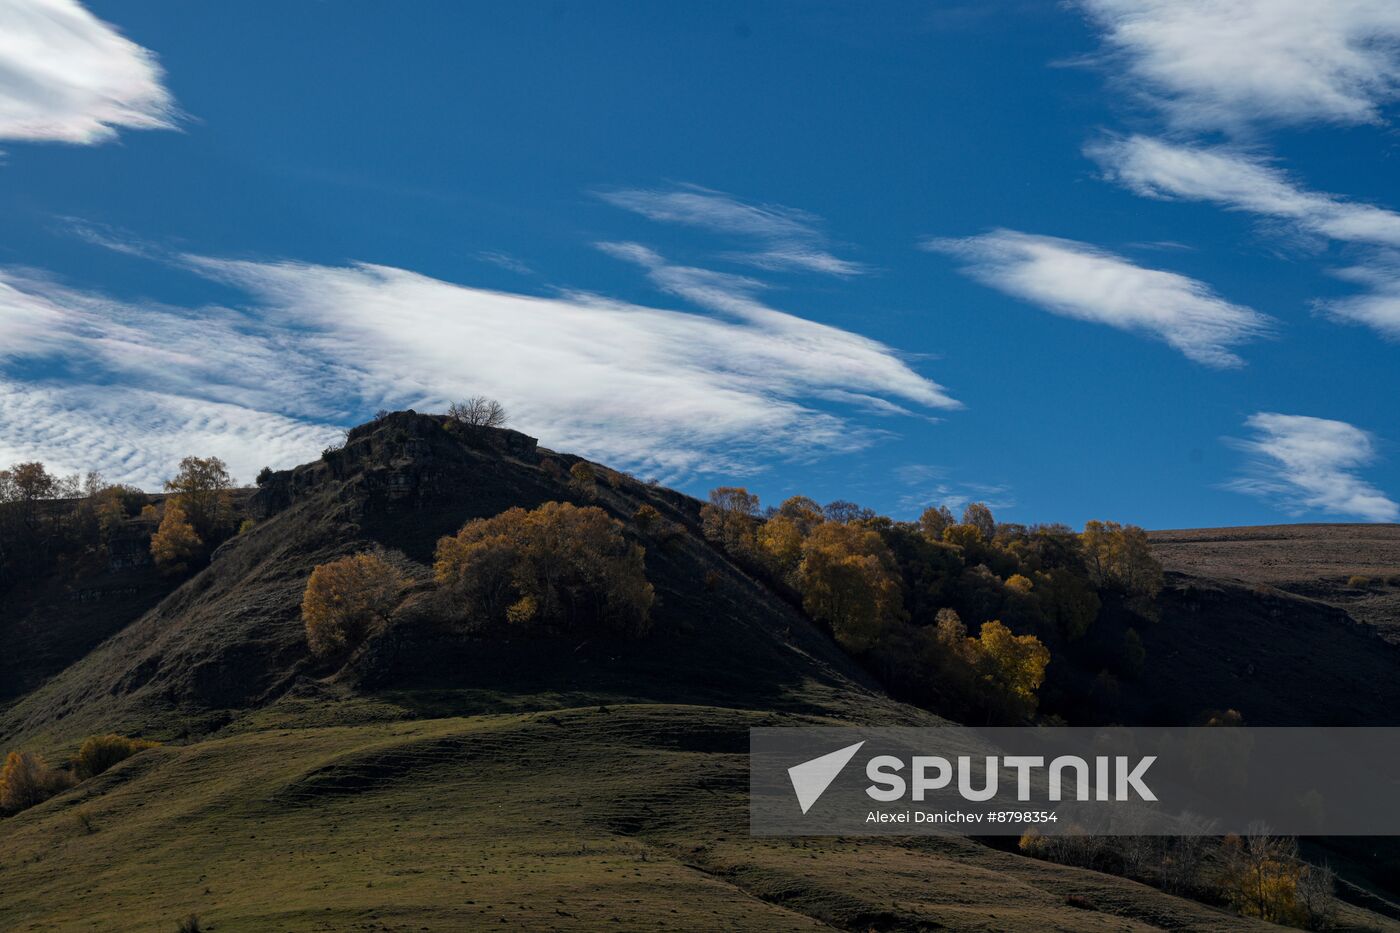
[787,741,865,814]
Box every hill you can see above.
[2,413,1399,930]
[1151,524,1400,643]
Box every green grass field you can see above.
[4,701,1348,932]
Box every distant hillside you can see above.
[1151,524,1400,643]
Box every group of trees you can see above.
[0,455,244,589]
[1,734,158,815]
[150,457,237,574]
[698,488,1163,723]
[0,462,150,590]
[301,501,654,658]
[435,501,653,635]
[1019,828,1336,930]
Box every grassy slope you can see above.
[1151,524,1400,643]
[0,704,1303,932]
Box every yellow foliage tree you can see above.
[163,455,234,538]
[435,501,654,635]
[1081,520,1164,600]
[972,620,1050,719]
[1219,834,1310,925]
[150,503,203,573]
[757,514,806,582]
[798,521,903,652]
[0,750,72,812]
[302,553,406,656]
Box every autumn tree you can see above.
[797,521,903,652]
[150,503,204,573]
[302,553,406,656]
[1215,829,1310,924]
[1081,521,1164,602]
[962,502,996,542]
[755,496,825,583]
[164,456,235,539]
[0,750,72,812]
[972,620,1050,720]
[918,504,955,541]
[700,487,761,559]
[435,501,653,635]
[447,396,508,427]
[823,500,877,524]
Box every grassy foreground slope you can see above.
[0,704,1295,932]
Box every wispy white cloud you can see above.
[1322,256,1400,338]
[0,379,340,490]
[925,229,1273,367]
[1075,0,1400,131]
[1226,412,1398,522]
[475,251,533,275]
[0,252,954,487]
[595,184,867,276]
[0,0,176,145]
[894,463,1015,515]
[1089,135,1400,248]
[1089,136,1400,340]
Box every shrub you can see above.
[633,504,662,533]
[569,462,598,499]
[0,750,73,812]
[1386,573,1400,587]
[1346,574,1371,588]
[74,734,160,780]
[1004,573,1033,594]
[435,501,653,635]
[255,466,273,486]
[176,914,203,933]
[302,553,406,656]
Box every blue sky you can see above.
[1,0,1398,528]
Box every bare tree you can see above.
[448,397,508,428]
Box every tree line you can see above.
[698,489,1164,724]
